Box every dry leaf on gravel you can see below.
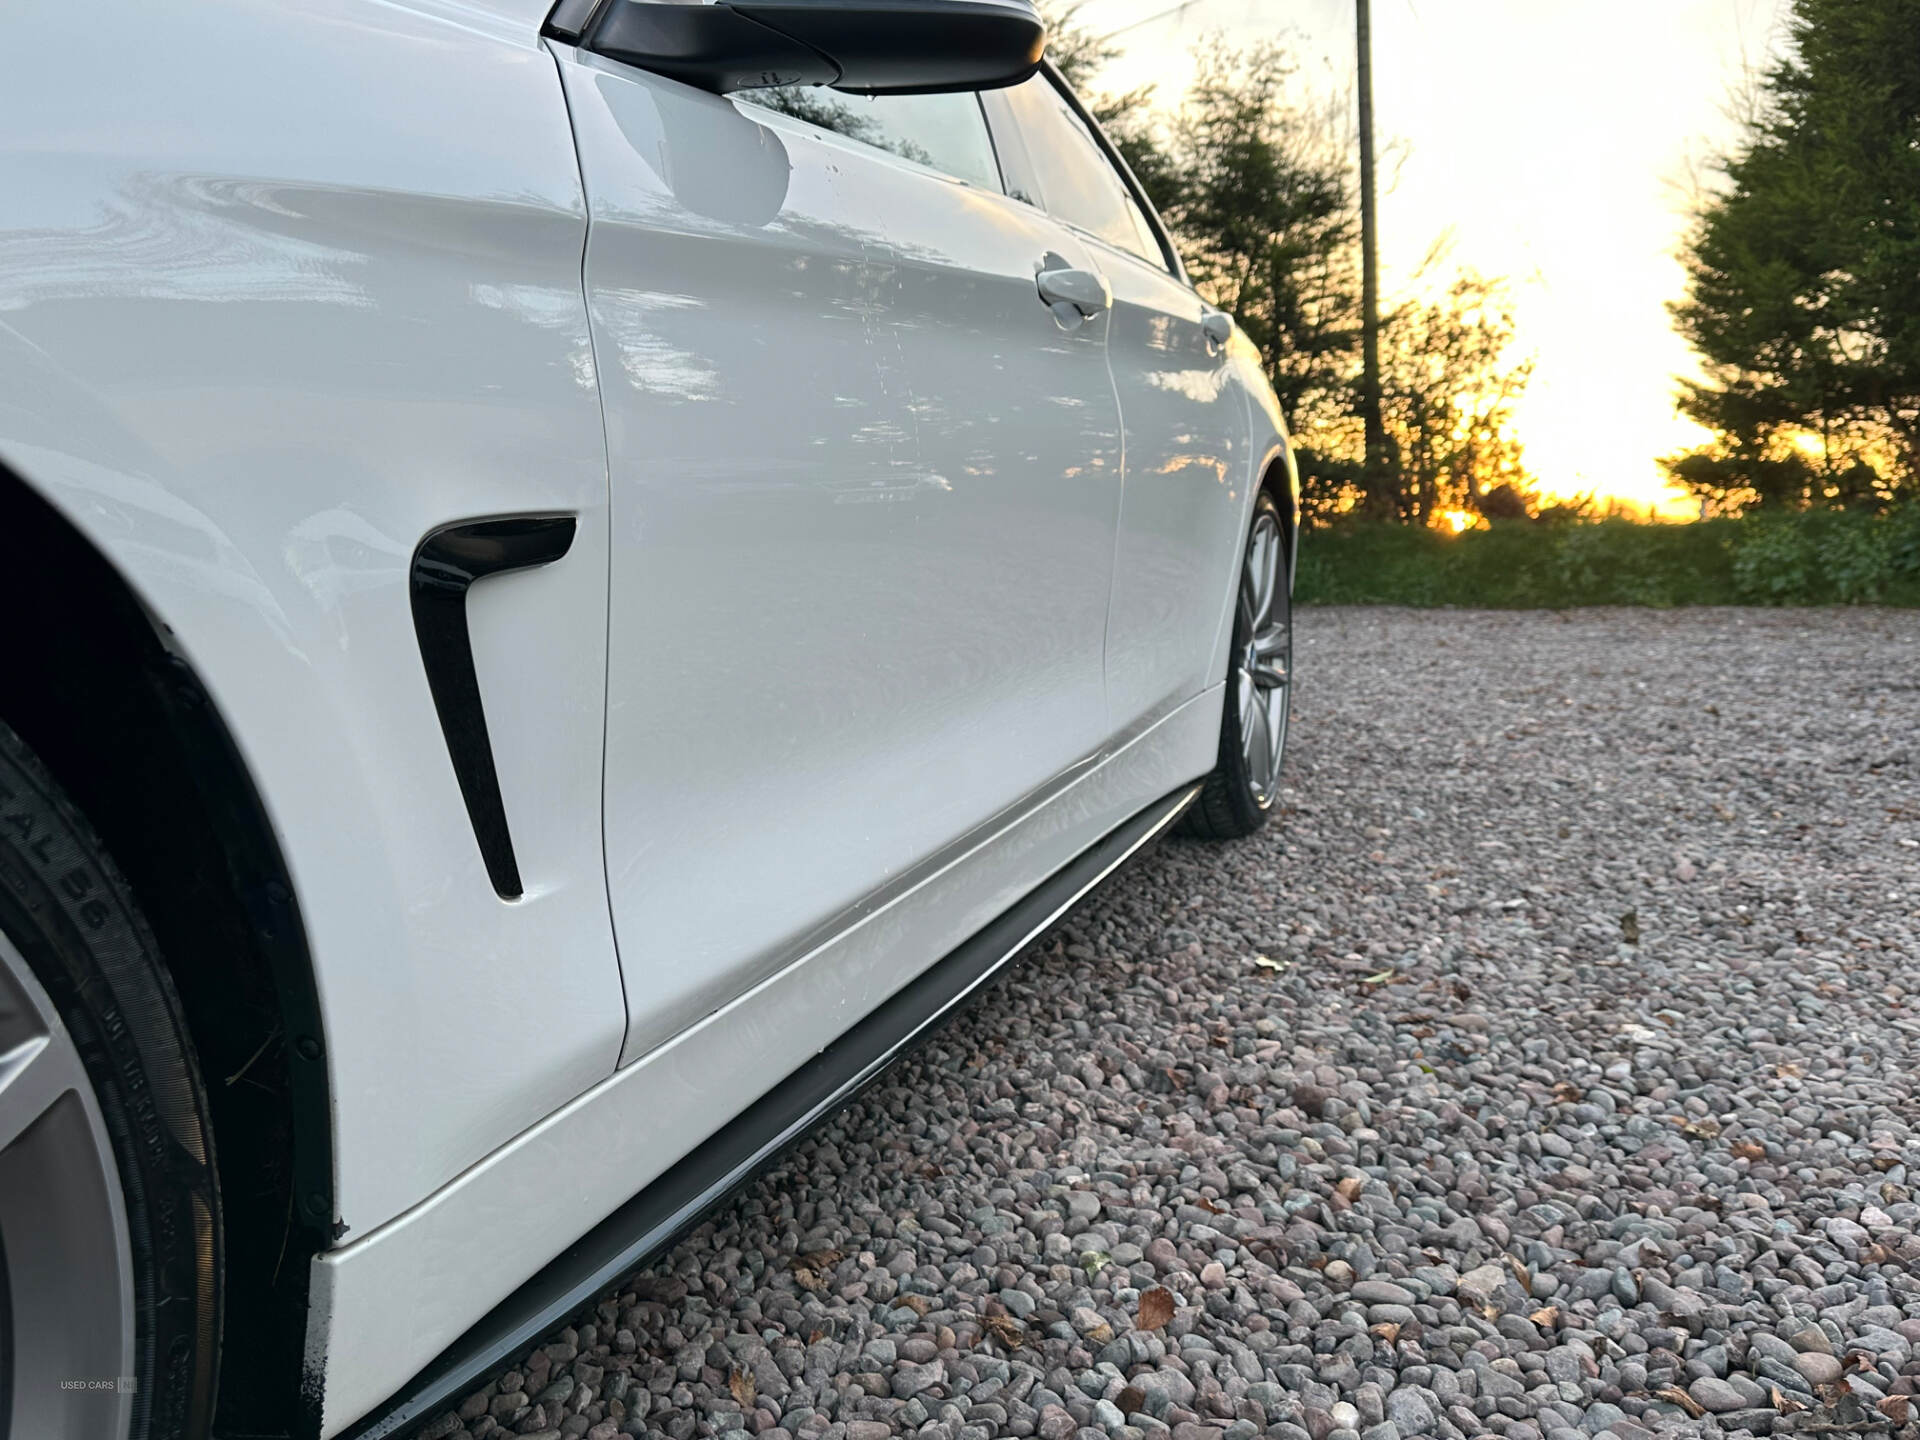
[1369,1321,1402,1343]
[790,1248,842,1289]
[1336,1176,1365,1201]
[729,1370,755,1408]
[1552,1081,1582,1104]
[1655,1386,1705,1418]
[1506,1255,1531,1290]
[1731,1140,1766,1160]
[1529,1306,1559,1328]
[1769,1386,1807,1415]
[1879,1396,1912,1425]
[1619,910,1640,944]
[1679,1117,1722,1139]
[982,1314,1026,1349]
[895,1293,932,1316]
[1137,1287,1175,1331]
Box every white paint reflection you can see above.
[595,287,720,402]
[470,281,598,391]
[1146,367,1225,404]
[0,171,372,312]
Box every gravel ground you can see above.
[427,607,1920,1440]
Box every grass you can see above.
[1294,509,1920,608]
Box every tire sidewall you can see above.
[0,726,220,1440]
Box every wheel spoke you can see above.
[1244,688,1273,793]
[1265,684,1289,775]
[1246,522,1276,632]
[1254,622,1289,659]
[1239,564,1260,636]
[0,1031,82,1156]
[1252,658,1288,690]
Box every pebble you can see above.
[1350,1280,1415,1306]
[1793,1351,1842,1385]
[416,611,1920,1440]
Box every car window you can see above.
[1123,193,1164,265]
[742,88,1003,193]
[996,73,1166,270]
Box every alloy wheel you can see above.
[0,929,136,1440]
[1236,508,1291,806]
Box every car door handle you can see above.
[1036,265,1110,319]
[1201,310,1234,346]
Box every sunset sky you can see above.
[1081,0,1790,517]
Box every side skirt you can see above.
[345,780,1198,1439]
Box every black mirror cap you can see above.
[556,0,1046,97]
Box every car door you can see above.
[556,55,1123,1064]
[986,72,1249,738]
[758,86,1127,788]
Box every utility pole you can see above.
[1356,0,1391,515]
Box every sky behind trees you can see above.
[1079,0,1787,515]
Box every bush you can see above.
[1295,509,1920,607]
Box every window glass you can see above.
[998,74,1164,268]
[1124,194,1165,266]
[743,88,1003,192]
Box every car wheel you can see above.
[0,721,220,1440]
[1183,489,1293,839]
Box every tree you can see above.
[1668,0,1920,512]
[1044,19,1538,525]
[1153,47,1362,471]
[1378,273,1533,526]
[1041,4,1174,199]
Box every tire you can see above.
[0,721,220,1440]
[1184,489,1294,840]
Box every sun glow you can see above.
[1439,509,1474,533]
[1092,0,1781,522]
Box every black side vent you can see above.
[409,516,576,900]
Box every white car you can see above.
[0,0,1298,1436]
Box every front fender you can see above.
[0,0,626,1263]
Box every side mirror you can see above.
[547,0,1045,97]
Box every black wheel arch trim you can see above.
[1260,451,1297,594]
[409,515,578,902]
[0,461,339,1438]
[341,779,1200,1439]
[149,647,337,1243]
